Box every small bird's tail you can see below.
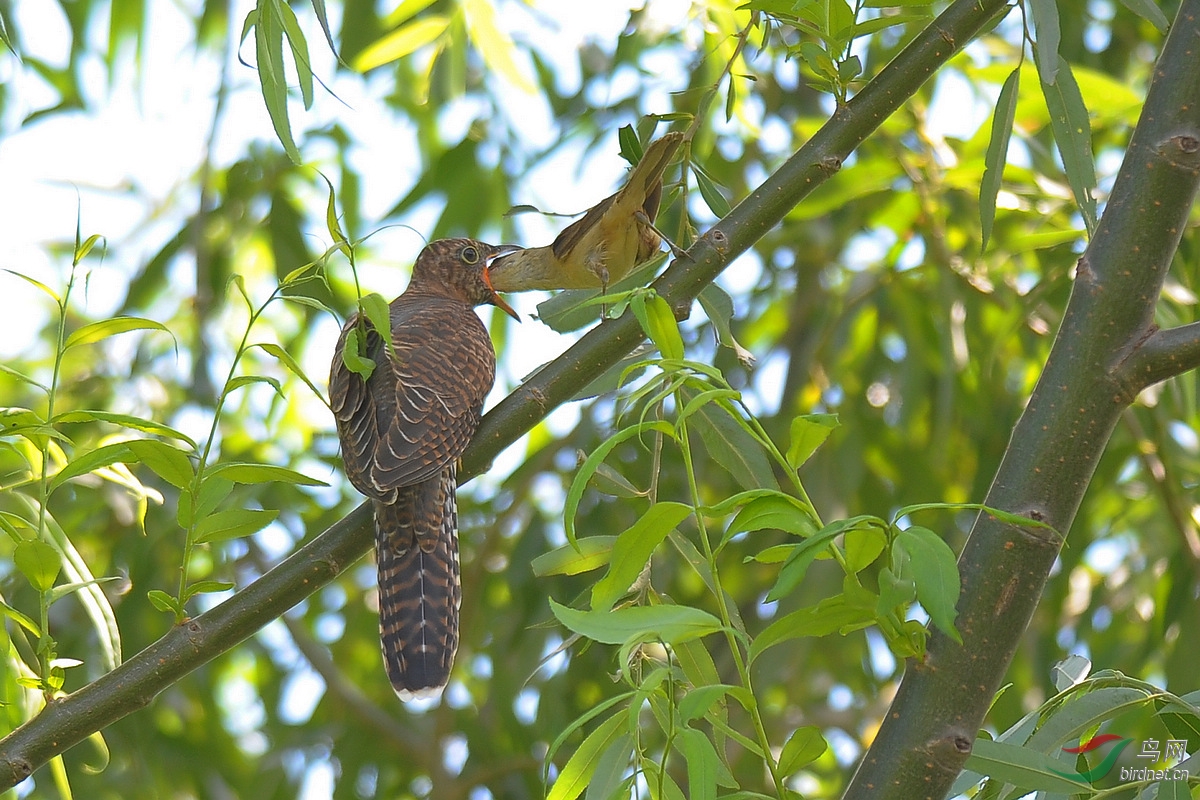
[374,466,461,701]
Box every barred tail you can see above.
[373,466,461,700]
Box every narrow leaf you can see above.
[1117,0,1168,32]
[590,502,691,612]
[549,599,723,646]
[894,526,961,642]
[1040,55,1097,233]
[547,712,627,800]
[1029,0,1061,84]
[981,68,1020,251]
[52,410,197,448]
[125,439,195,489]
[64,317,171,350]
[352,16,448,71]
[208,461,327,486]
[531,537,617,577]
[678,728,718,800]
[192,508,279,544]
[691,164,731,218]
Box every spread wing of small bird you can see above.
[329,238,518,701]
[487,131,685,292]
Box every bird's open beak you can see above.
[484,246,522,321]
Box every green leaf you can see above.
[1117,0,1168,32]
[146,589,183,616]
[964,738,1102,794]
[308,0,339,56]
[192,508,279,544]
[531,537,617,577]
[64,316,172,350]
[631,292,684,360]
[125,439,195,489]
[47,576,122,606]
[208,462,328,486]
[590,502,691,612]
[15,539,61,592]
[359,292,395,360]
[1039,55,1097,233]
[0,598,42,637]
[583,734,632,800]
[678,684,750,724]
[844,526,887,573]
[1153,779,1191,800]
[682,388,779,492]
[251,2,301,163]
[549,599,723,646]
[678,728,718,800]
[275,0,313,109]
[48,443,135,494]
[617,124,644,164]
[547,712,627,800]
[765,515,881,603]
[340,326,376,379]
[179,477,235,530]
[697,284,756,365]
[749,592,877,662]
[1029,0,1060,84]
[798,41,838,81]
[981,67,1020,251]
[353,15,448,71]
[691,163,732,218]
[51,410,197,448]
[225,374,284,399]
[463,0,536,93]
[588,461,645,498]
[181,580,236,602]
[786,413,839,470]
[3,269,61,302]
[565,421,676,547]
[894,526,961,643]
[74,232,104,265]
[778,726,827,777]
[725,494,816,542]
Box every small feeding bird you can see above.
[329,238,519,700]
[487,131,685,292]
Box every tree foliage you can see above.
[1,0,1199,799]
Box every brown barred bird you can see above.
[329,238,519,701]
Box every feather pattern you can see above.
[329,238,513,699]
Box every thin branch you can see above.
[0,0,1018,786]
[1119,320,1200,391]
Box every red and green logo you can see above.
[1052,734,1133,783]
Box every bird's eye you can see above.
[460,245,480,264]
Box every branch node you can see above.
[1157,131,1200,170]
[704,228,730,255]
[925,729,973,771]
[819,155,843,175]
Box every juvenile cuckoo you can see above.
[329,238,518,700]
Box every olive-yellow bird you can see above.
[487,132,684,292]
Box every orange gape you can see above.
[329,238,519,700]
[487,132,685,292]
